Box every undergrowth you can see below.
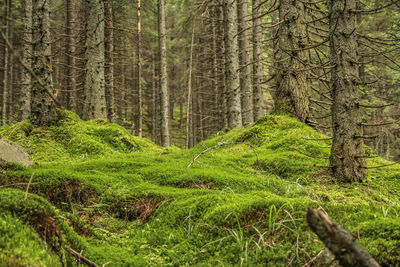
[1,111,399,266]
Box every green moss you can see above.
[1,114,400,265]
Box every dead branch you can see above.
[306,208,380,267]
[292,147,329,159]
[0,182,38,188]
[303,137,332,141]
[69,248,100,267]
[187,142,232,168]
[25,173,35,200]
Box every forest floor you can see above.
[0,110,399,266]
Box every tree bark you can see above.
[252,0,265,121]
[66,0,77,112]
[224,0,242,129]
[186,21,195,149]
[307,208,380,267]
[274,0,311,123]
[2,0,12,125]
[238,0,253,126]
[31,0,56,126]
[158,0,170,146]
[136,0,142,136]
[329,0,367,183]
[105,0,115,122]
[83,0,106,120]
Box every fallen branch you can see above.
[69,248,100,267]
[306,208,380,267]
[0,182,38,188]
[187,142,232,168]
[25,173,35,199]
[292,148,329,159]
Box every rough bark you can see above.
[216,2,228,130]
[274,0,310,123]
[329,0,367,183]
[252,0,265,121]
[2,0,12,125]
[224,0,242,129]
[105,0,115,122]
[238,0,253,126]
[66,0,77,112]
[30,0,56,126]
[158,0,170,146]
[307,208,380,267]
[83,0,106,120]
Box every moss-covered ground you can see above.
[1,110,399,266]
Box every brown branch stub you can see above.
[306,208,380,267]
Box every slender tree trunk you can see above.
[2,0,12,125]
[252,0,265,121]
[152,54,158,143]
[84,0,106,120]
[216,3,228,130]
[136,0,142,136]
[186,21,195,149]
[210,7,220,130]
[31,0,56,126]
[21,0,33,120]
[105,0,115,122]
[66,0,77,112]
[329,0,367,183]
[224,0,242,129]
[238,0,253,126]
[158,0,170,146]
[274,0,310,123]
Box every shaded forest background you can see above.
[0,0,399,159]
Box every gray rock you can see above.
[0,138,33,166]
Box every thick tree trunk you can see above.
[105,0,115,122]
[329,0,367,183]
[274,0,310,123]
[252,0,265,121]
[158,0,170,146]
[136,0,142,136]
[237,0,253,126]
[224,0,242,129]
[31,0,56,126]
[84,0,106,120]
[66,0,77,112]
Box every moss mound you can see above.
[0,110,160,162]
[1,114,399,266]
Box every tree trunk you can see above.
[158,0,170,146]
[20,0,32,120]
[84,0,106,120]
[252,0,265,121]
[186,21,195,149]
[224,0,242,129]
[66,0,77,112]
[237,0,253,126]
[274,0,310,123]
[31,0,56,126]
[329,0,367,183]
[2,0,12,125]
[105,0,115,122]
[136,0,142,136]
